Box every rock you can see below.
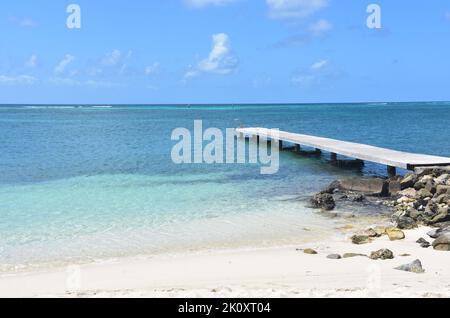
[424,181,436,194]
[352,194,366,202]
[435,194,450,204]
[414,167,435,178]
[400,174,418,190]
[436,185,450,196]
[327,254,341,259]
[303,248,318,254]
[395,259,425,274]
[416,188,433,200]
[370,249,394,260]
[398,188,417,198]
[322,180,341,194]
[399,253,411,257]
[416,238,431,248]
[432,234,450,251]
[435,174,450,185]
[408,208,422,220]
[425,206,449,224]
[427,226,450,239]
[386,227,405,241]
[351,235,371,245]
[310,193,336,211]
[336,177,389,196]
[373,226,387,236]
[363,228,379,237]
[342,253,367,258]
[395,216,417,230]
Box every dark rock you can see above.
[336,177,389,196]
[432,234,450,251]
[425,206,449,225]
[396,216,417,230]
[395,259,425,273]
[400,174,418,190]
[370,249,394,260]
[416,238,431,248]
[310,193,336,211]
[352,194,366,202]
[351,235,371,245]
[327,254,341,259]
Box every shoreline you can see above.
[1,226,449,298]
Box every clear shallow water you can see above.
[0,103,449,271]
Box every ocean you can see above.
[1,102,449,271]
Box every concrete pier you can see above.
[236,127,450,173]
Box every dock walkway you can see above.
[236,127,450,175]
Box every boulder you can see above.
[425,206,449,224]
[386,227,405,241]
[435,174,450,185]
[432,234,450,251]
[398,188,417,198]
[336,177,389,196]
[310,193,336,211]
[370,249,394,260]
[416,188,433,200]
[395,216,417,230]
[394,259,425,273]
[400,174,418,190]
[436,194,450,204]
[351,235,371,245]
[436,185,450,196]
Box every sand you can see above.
[0,226,449,298]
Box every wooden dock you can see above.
[236,127,450,175]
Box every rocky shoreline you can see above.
[307,166,450,273]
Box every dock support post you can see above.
[256,135,260,144]
[387,165,397,177]
[295,144,301,153]
[330,152,337,161]
[279,140,283,150]
[315,148,322,155]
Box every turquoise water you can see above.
[0,103,449,270]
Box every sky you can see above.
[1,0,450,104]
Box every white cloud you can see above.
[54,54,75,75]
[145,62,160,76]
[25,55,38,68]
[266,0,328,19]
[184,0,236,8]
[308,19,333,36]
[291,59,331,87]
[0,75,38,85]
[185,33,238,80]
[310,59,328,70]
[49,77,121,88]
[101,49,122,66]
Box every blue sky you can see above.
[1,0,450,104]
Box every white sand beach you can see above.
[1,226,449,298]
